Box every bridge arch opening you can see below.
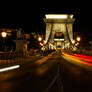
[54,32,64,39]
[54,32,65,49]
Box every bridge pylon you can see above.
[44,14,75,50]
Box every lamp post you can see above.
[1,32,7,51]
[76,37,81,51]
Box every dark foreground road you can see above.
[61,53,92,92]
[0,51,92,92]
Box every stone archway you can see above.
[44,14,75,50]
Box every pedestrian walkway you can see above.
[0,54,42,68]
[0,51,56,68]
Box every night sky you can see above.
[0,2,92,41]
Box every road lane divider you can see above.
[44,64,64,92]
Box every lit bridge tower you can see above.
[44,14,75,50]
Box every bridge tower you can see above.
[44,14,75,50]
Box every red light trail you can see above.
[62,52,92,67]
[74,54,92,62]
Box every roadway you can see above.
[0,51,92,92]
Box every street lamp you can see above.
[75,42,79,46]
[39,42,44,46]
[1,32,7,38]
[43,40,47,44]
[72,40,75,44]
[76,37,80,42]
[1,32,7,51]
[38,37,42,42]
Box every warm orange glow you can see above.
[75,43,79,46]
[56,33,62,36]
[25,34,30,39]
[40,43,43,46]
[7,29,12,32]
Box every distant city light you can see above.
[1,32,7,38]
[45,14,73,19]
[0,65,20,72]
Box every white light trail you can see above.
[0,65,20,72]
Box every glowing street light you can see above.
[38,37,42,42]
[43,40,47,44]
[40,43,43,46]
[75,43,79,46]
[72,40,75,44]
[1,32,7,38]
[76,37,81,42]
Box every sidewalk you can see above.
[0,54,43,68]
[0,51,56,68]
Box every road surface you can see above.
[0,51,92,92]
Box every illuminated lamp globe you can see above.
[1,32,7,38]
[76,37,80,42]
[38,37,42,41]
[72,40,75,44]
